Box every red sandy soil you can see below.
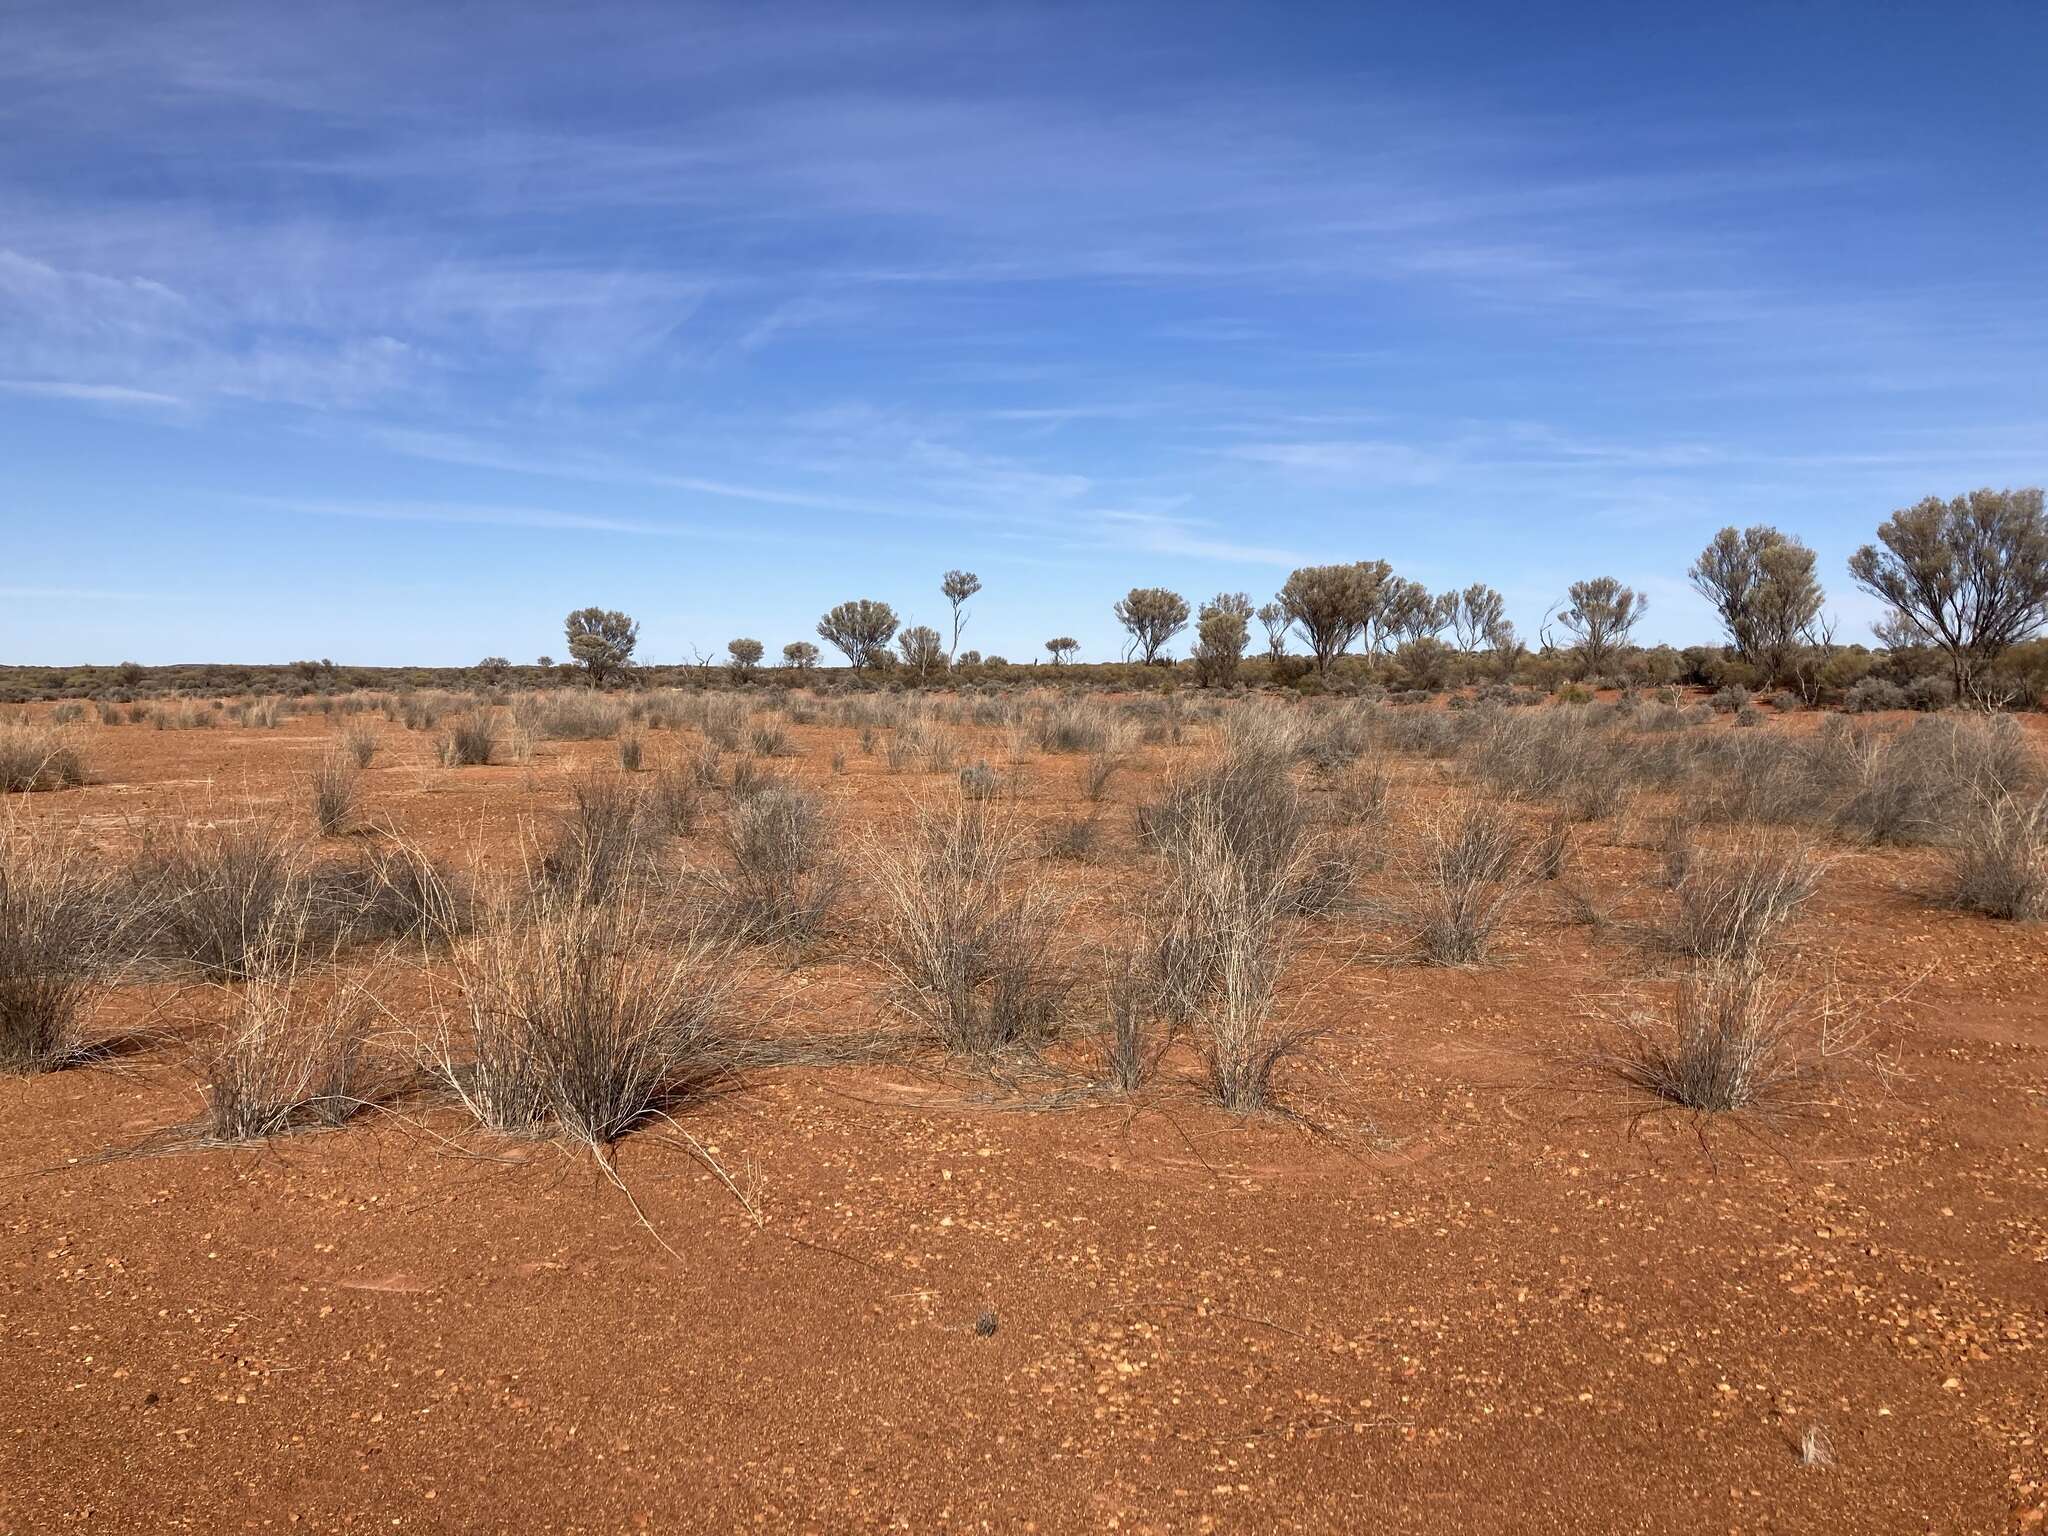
[3,700,2045,1533]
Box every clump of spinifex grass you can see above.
[427,873,742,1148]
[538,774,660,905]
[0,816,125,1072]
[869,797,1069,1056]
[199,966,375,1141]
[1944,786,2048,921]
[1594,962,1866,1116]
[1137,745,1321,1112]
[308,746,361,836]
[1666,836,1822,969]
[1406,801,1533,965]
[709,782,842,946]
[436,712,496,767]
[125,820,328,980]
[338,723,378,768]
[0,721,87,793]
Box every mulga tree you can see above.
[1277,560,1389,676]
[1255,602,1292,660]
[1689,525,1824,687]
[1193,592,1253,687]
[898,624,946,680]
[1449,584,1508,653]
[1849,486,2048,695]
[565,607,638,687]
[727,638,765,682]
[782,640,820,671]
[1554,578,1646,677]
[1385,579,1456,649]
[1113,587,1190,665]
[940,570,981,662]
[817,600,899,670]
[1045,637,1079,666]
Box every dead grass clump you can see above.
[1134,762,1317,1112]
[1032,697,1112,754]
[870,799,1069,1055]
[617,733,645,772]
[643,766,700,837]
[1667,837,1821,968]
[712,782,840,946]
[339,723,378,768]
[309,748,361,836]
[0,821,123,1071]
[521,692,625,742]
[1534,813,1575,881]
[1944,787,2048,920]
[1099,954,1168,1091]
[1148,807,1312,1112]
[1138,743,1311,911]
[1297,709,1371,774]
[1597,962,1839,1114]
[437,712,496,767]
[332,841,473,947]
[1409,802,1532,965]
[1562,759,1637,824]
[1041,813,1100,862]
[200,970,373,1140]
[0,721,87,792]
[698,696,746,750]
[430,882,739,1145]
[540,774,658,904]
[1330,757,1391,827]
[748,721,796,758]
[127,822,325,979]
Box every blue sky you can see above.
[2,0,2042,666]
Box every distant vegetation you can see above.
[5,488,2045,712]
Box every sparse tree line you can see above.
[5,488,2045,712]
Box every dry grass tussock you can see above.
[436,711,497,767]
[0,720,88,792]
[1404,801,1534,965]
[708,781,842,946]
[126,820,325,979]
[1666,836,1822,969]
[1592,961,1874,1116]
[1944,785,2048,920]
[198,963,375,1141]
[426,872,742,1147]
[0,817,126,1071]
[869,797,1069,1056]
[309,746,361,836]
[1138,746,1320,1112]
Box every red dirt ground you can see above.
[3,701,2044,1533]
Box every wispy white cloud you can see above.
[0,378,185,407]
